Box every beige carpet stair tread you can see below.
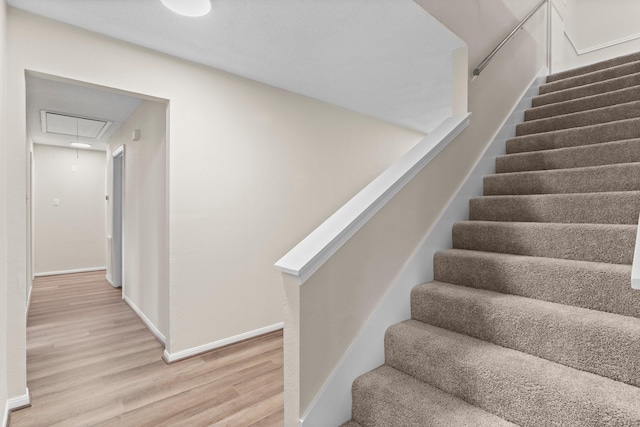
[539,60,640,95]
[484,162,640,195]
[385,320,640,427]
[452,221,636,264]
[434,249,639,318]
[533,71,640,107]
[546,51,640,83]
[525,85,640,121]
[347,51,640,426]
[506,117,640,154]
[340,421,362,427]
[497,138,640,173]
[351,365,515,427]
[469,191,640,224]
[411,281,640,387]
[516,100,640,136]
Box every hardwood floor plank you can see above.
[173,380,284,426]
[211,392,284,427]
[10,271,284,426]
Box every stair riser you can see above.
[452,222,636,264]
[497,139,640,173]
[516,101,640,136]
[546,51,640,83]
[506,118,640,154]
[539,61,640,95]
[351,366,516,427]
[534,72,640,107]
[385,321,640,427]
[484,163,640,196]
[469,193,640,224]
[411,282,640,387]
[434,250,639,318]
[526,86,640,121]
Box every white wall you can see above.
[4,0,26,405]
[32,144,106,275]
[563,0,640,69]
[5,7,424,395]
[0,0,8,422]
[107,100,168,339]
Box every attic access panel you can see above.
[41,111,112,139]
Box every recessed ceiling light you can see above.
[70,142,92,149]
[160,0,211,17]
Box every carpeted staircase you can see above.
[342,51,640,426]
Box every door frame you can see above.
[110,145,125,289]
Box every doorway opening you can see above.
[25,70,170,349]
[111,145,124,288]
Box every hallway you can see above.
[10,271,284,426]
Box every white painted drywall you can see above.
[564,0,640,68]
[5,7,424,397]
[32,144,106,274]
[4,5,27,401]
[550,4,565,73]
[565,0,640,52]
[0,0,8,421]
[106,100,168,338]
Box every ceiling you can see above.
[26,75,142,151]
[10,0,465,135]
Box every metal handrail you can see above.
[473,0,547,76]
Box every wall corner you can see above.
[282,273,301,427]
[452,45,469,116]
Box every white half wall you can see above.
[107,99,168,340]
[32,144,106,275]
[298,68,548,427]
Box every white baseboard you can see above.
[34,267,106,277]
[299,68,550,427]
[26,284,33,314]
[2,401,7,427]
[5,388,31,423]
[105,274,118,288]
[163,322,284,363]
[123,295,166,346]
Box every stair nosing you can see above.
[533,71,640,107]
[417,279,640,324]
[485,160,640,179]
[470,189,640,202]
[539,59,640,93]
[546,52,640,83]
[515,99,640,137]
[507,116,640,144]
[436,248,633,271]
[499,137,640,161]
[526,85,640,120]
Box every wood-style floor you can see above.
[10,271,284,426]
